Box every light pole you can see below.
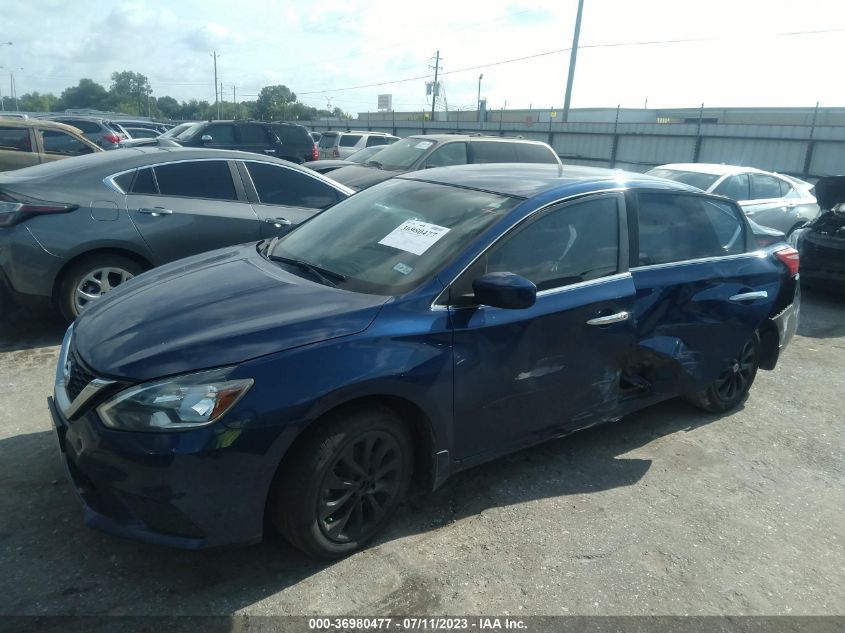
[477,73,483,122]
[0,43,12,112]
[0,65,23,111]
[562,0,585,123]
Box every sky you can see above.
[2,0,844,115]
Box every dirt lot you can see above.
[0,289,843,617]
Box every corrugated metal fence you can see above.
[307,118,845,180]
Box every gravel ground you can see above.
[0,288,842,617]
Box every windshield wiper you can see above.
[268,254,347,287]
[365,160,384,170]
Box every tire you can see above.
[57,253,144,321]
[686,332,760,413]
[269,406,413,559]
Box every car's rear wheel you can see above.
[687,332,760,413]
[269,406,413,559]
[58,253,143,321]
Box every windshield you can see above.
[361,137,437,171]
[347,146,384,164]
[175,124,204,141]
[647,168,720,191]
[268,178,520,295]
[161,123,196,139]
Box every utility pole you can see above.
[477,73,483,122]
[430,49,440,122]
[562,0,584,123]
[211,50,219,120]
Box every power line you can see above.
[295,27,845,95]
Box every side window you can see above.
[40,130,92,156]
[636,193,743,266]
[65,120,100,133]
[131,168,158,194]
[451,196,620,300]
[514,142,559,164]
[246,162,339,209]
[153,161,237,200]
[750,174,782,200]
[713,173,750,201]
[112,171,135,192]
[471,141,518,163]
[366,136,388,147]
[701,200,745,255]
[339,134,363,147]
[0,126,31,152]
[425,143,468,168]
[238,124,269,145]
[204,124,236,145]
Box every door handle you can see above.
[586,311,629,326]
[264,149,277,154]
[138,207,173,216]
[264,217,292,226]
[729,290,768,302]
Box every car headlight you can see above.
[96,367,253,432]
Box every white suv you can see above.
[317,131,399,159]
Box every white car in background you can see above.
[647,163,819,235]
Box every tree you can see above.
[156,95,180,119]
[255,85,296,120]
[17,92,59,112]
[109,70,152,115]
[56,78,109,111]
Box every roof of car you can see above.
[0,147,350,190]
[0,117,87,135]
[655,163,768,176]
[400,163,701,199]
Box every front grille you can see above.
[66,347,95,401]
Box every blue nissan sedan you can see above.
[49,164,799,558]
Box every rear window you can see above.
[366,136,389,147]
[0,126,30,151]
[646,168,720,191]
[113,171,135,192]
[515,142,559,164]
[339,134,362,147]
[318,133,338,149]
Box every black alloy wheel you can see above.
[687,332,760,413]
[318,430,402,543]
[269,406,412,559]
[712,338,757,403]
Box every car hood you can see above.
[326,164,403,190]
[73,244,390,381]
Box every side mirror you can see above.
[201,134,213,143]
[472,272,537,310]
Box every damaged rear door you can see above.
[628,191,780,395]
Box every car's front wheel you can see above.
[269,406,413,559]
[687,332,760,413]
[58,253,143,321]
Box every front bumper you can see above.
[48,389,292,549]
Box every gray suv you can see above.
[38,116,129,149]
[0,147,352,320]
[328,134,561,191]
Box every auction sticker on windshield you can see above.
[379,220,450,256]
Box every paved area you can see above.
[0,289,843,616]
